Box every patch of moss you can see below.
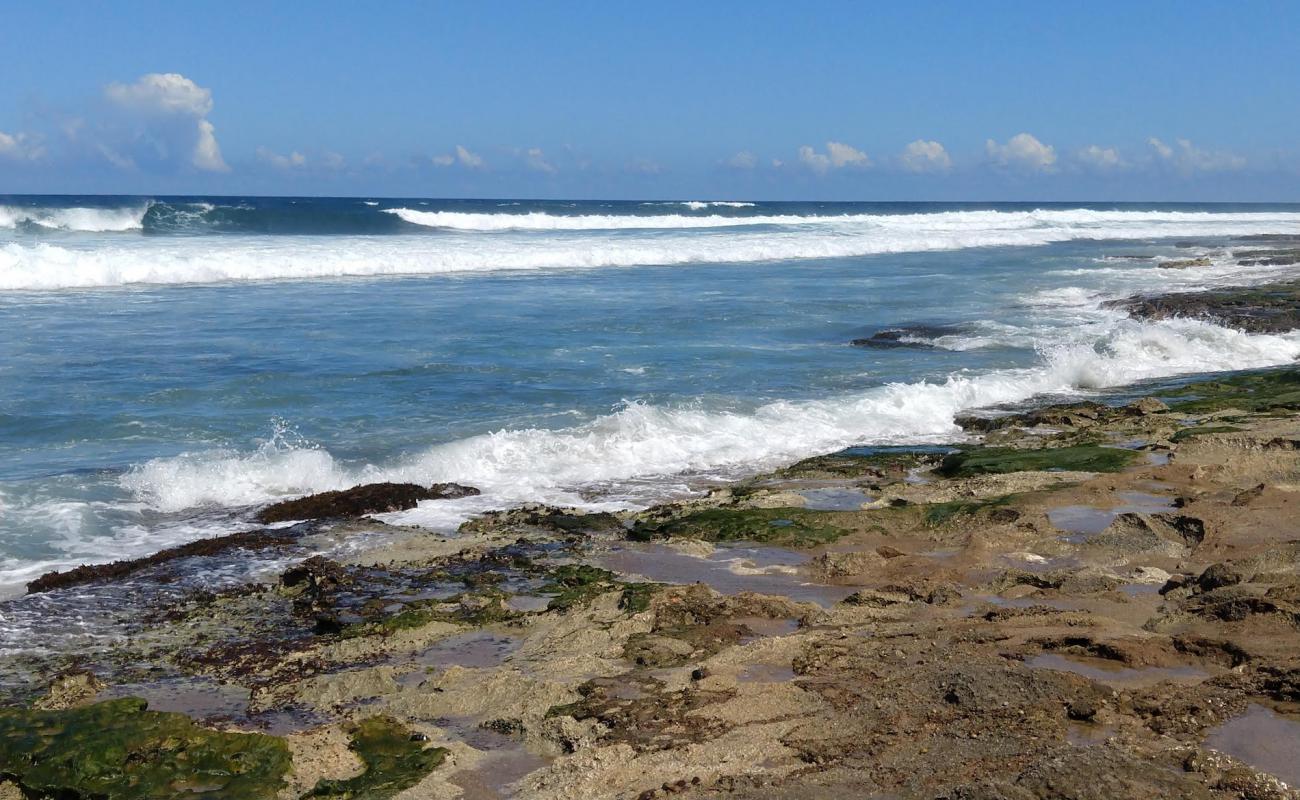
[630,507,849,547]
[308,715,447,799]
[923,495,1016,527]
[935,445,1138,479]
[342,589,519,639]
[0,697,291,799]
[1163,368,1300,413]
[1170,425,1245,443]
[777,446,944,480]
[538,564,659,612]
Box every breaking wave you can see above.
[119,316,1300,527]
[4,207,1300,290]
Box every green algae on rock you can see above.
[935,445,1138,479]
[1170,425,1245,443]
[630,507,849,547]
[308,715,447,799]
[1163,368,1300,414]
[538,564,659,613]
[0,697,291,799]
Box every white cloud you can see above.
[724,151,757,170]
[827,141,870,168]
[256,146,307,169]
[985,133,1056,172]
[455,145,483,168]
[1148,137,1245,174]
[430,145,484,169]
[798,145,831,174]
[525,147,557,174]
[105,73,213,116]
[104,73,228,172]
[0,130,45,161]
[798,141,870,174]
[1076,144,1123,170]
[900,139,951,173]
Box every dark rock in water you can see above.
[1105,280,1300,334]
[26,528,297,594]
[429,482,480,499]
[256,481,479,523]
[1157,257,1212,269]
[850,323,966,349]
[1235,248,1300,267]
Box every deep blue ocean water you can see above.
[2,196,1299,594]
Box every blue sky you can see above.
[2,1,1298,200]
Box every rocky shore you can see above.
[4,274,1300,799]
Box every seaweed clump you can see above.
[0,697,291,799]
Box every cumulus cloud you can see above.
[0,130,45,161]
[525,147,557,174]
[900,139,951,173]
[430,145,484,169]
[1076,144,1123,170]
[455,145,483,168]
[256,146,306,169]
[103,73,228,172]
[724,150,757,170]
[798,141,870,174]
[985,133,1056,172]
[1148,137,1245,174]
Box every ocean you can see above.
[3,195,1300,597]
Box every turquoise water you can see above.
[2,197,1299,591]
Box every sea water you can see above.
[2,196,1299,594]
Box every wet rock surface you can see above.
[5,365,1300,797]
[1107,280,1300,333]
[256,481,479,523]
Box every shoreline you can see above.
[4,272,1300,798]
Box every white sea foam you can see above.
[0,203,150,232]
[116,317,1300,532]
[4,209,1300,291]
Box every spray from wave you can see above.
[0,203,152,232]
[118,317,1300,527]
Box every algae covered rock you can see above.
[935,445,1138,479]
[307,715,447,799]
[0,697,291,799]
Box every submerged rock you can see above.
[256,481,478,523]
[850,323,967,349]
[1106,280,1300,334]
[26,527,297,594]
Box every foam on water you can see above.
[111,316,1300,540]
[3,208,1300,290]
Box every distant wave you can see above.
[4,208,1300,290]
[642,201,758,210]
[384,207,808,230]
[0,203,152,232]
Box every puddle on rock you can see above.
[737,662,797,683]
[596,543,857,607]
[1205,704,1300,786]
[99,676,320,734]
[734,616,800,643]
[1027,653,1210,688]
[797,487,873,511]
[435,716,553,800]
[395,631,522,688]
[1047,491,1176,541]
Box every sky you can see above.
[1,0,1298,201]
